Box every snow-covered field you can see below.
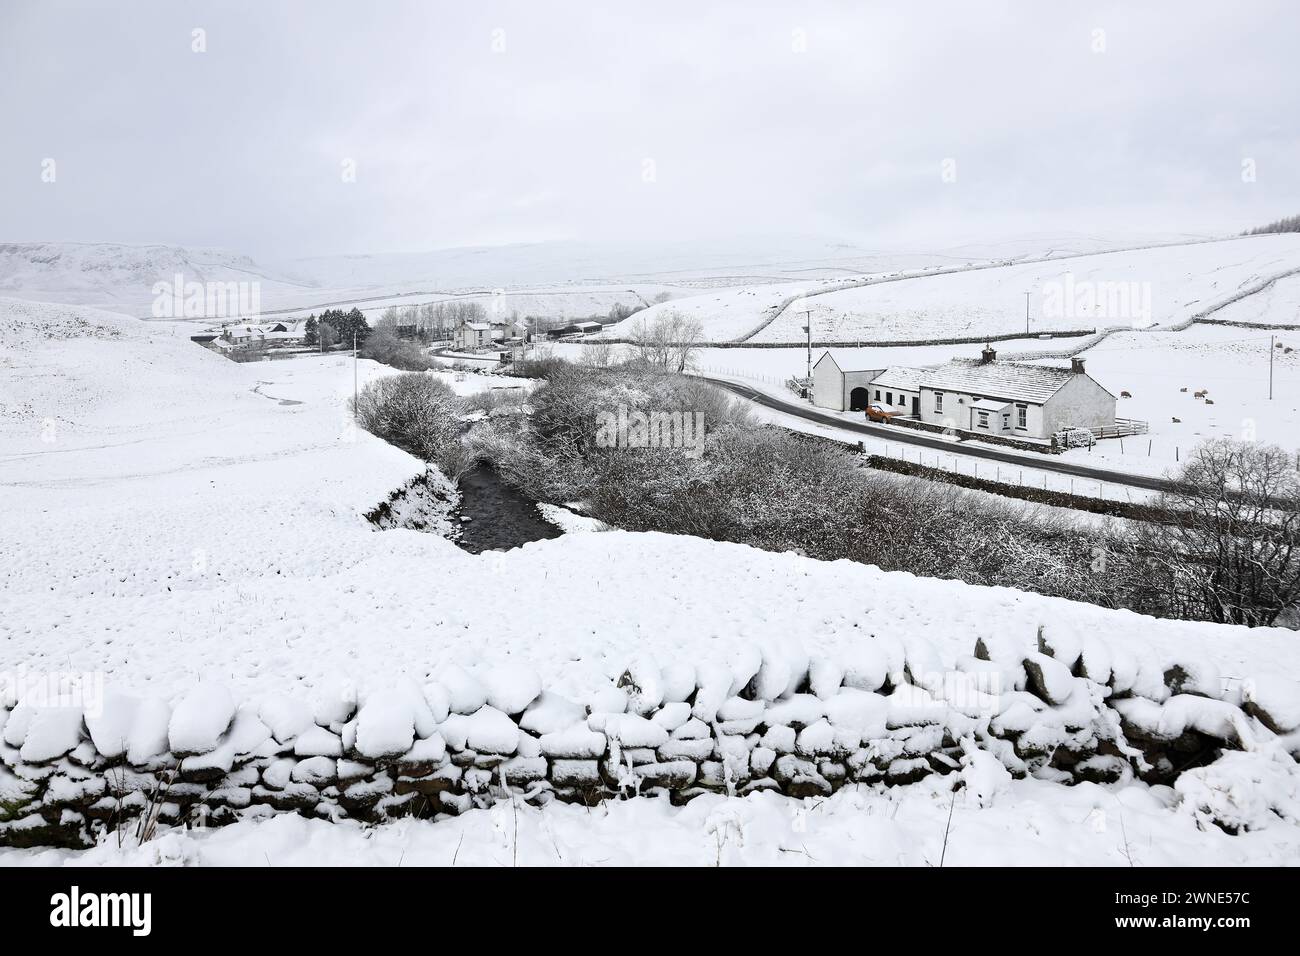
[1045,324,1300,468]
[3,297,1299,866]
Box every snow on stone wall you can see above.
[2,628,1297,848]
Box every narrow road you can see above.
[701,375,1175,494]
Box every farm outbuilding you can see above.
[811,350,884,411]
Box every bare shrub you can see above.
[361,327,435,371]
[506,354,571,380]
[351,373,465,472]
[462,387,528,415]
[582,342,618,367]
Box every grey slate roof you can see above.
[870,366,925,392]
[923,359,1076,405]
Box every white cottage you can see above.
[810,344,1117,441]
[917,348,1115,440]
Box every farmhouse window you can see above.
[1016,404,1027,428]
[934,392,944,412]
[976,411,989,429]
[1002,413,1010,429]
[875,389,881,400]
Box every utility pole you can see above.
[802,309,814,394]
[1024,291,1031,336]
[353,332,358,408]
[1270,334,1275,400]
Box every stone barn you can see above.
[811,350,884,411]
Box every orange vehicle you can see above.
[865,403,898,424]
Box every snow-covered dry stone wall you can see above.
[3,629,1297,848]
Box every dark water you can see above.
[452,465,562,553]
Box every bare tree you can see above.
[1133,439,1300,626]
[582,341,617,367]
[629,310,704,372]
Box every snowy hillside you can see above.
[0,242,314,313]
[598,235,1300,343]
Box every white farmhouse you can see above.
[918,348,1115,440]
[810,345,1117,441]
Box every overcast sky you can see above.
[2,0,1297,258]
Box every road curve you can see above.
[700,375,1175,494]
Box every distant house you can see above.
[811,345,1117,440]
[220,321,305,347]
[454,322,493,350]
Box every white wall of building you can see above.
[919,388,1047,438]
[811,357,881,411]
[1042,374,1117,434]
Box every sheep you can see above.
[1120,390,1132,398]
[1179,387,1188,393]
[1193,389,1208,399]
[1172,416,1181,423]
[1205,399,1215,405]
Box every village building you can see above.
[220,321,306,348]
[453,321,493,350]
[810,345,1117,441]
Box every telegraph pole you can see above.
[1024,291,1031,336]
[1270,334,1275,400]
[353,332,358,408]
[804,310,813,383]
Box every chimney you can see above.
[1071,357,1086,375]
[980,344,997,365]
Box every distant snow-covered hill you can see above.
[0,241,314,313]
[0,232,1237,325]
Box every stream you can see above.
[451,464,563,553]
